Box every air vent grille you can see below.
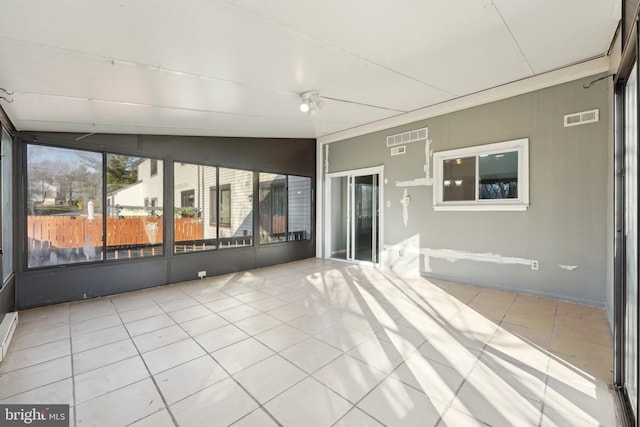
[387,127,428,147]
[564,109,599,127]
[390,146,406,156]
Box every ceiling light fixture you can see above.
[299,91,324,114]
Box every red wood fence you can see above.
[27,216,204,248]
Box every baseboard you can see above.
[0,312,18,362]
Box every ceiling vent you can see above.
[387,127,428,147]
[564,109,599,127]
[390,146,406,156]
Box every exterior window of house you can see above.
[106,154,163,259]
[288,175,311,241]
[219,167,253,248]
[259,173,286,244]
[433,138,529,211]
[150,159,158,176]
[174,162,217,253]
[26,144,103,267]
[210,185,231,227]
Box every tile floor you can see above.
[0,259,615,426]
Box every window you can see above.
[27,145,103,267]
[288,175,311,241]
[106,155,163,259]
[1,129,13,282]
[433,138,528,211]
[174,162,216,253]
[218,168,253,248]
[260,173,286,243]
[210,184,231,227]
[150,159,158,176]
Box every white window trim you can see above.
[432,138,529,211]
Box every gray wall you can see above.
[17,132,316,309]
[326,75,613,306]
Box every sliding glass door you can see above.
[326,167,381,265]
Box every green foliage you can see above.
[107,155,138,192]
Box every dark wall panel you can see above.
[0,276,15,314]
[16,132,316,309]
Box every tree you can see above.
[107,155,138,193]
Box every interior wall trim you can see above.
[319,56,610,145]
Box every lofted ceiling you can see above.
[0,0,620,139]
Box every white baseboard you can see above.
[0,312,18,362]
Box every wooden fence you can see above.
[27,216,204,249]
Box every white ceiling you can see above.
[0,0,620,139]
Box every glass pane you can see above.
[354,175,375,262]
[219,168,253,248]
[2,129,12,281]
[27,145,103,267]
[443,157,476,201]
[288,175,311,241]
[174,162,217,253]
[259,173,286,244]
[106,155,163,259]
[625,63,638,415]
[479,151,518,199]
[330,176,348,259]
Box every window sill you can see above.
[433,203,529,212]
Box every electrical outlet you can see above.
[198,270,206,279]
[531,260,539,270]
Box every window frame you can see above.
[432,138,529,211]
[210,184,231,228]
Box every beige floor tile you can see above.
[498,321,553,349]
[157,296,200,313]
[167,304,212,324]
[141,338,205,374]
[19,304,69,327]
[231,409,278,427]
[347,337,413,373]
[217,304,262,323]
[0,356,72,400]
[486,328,551,373]
[233,354,306,404]
[133,324,190,353]
[287,314,334,335]
[313,354,386,403]
[280,337,342,373]
[194,324,249,353]
[128,409,176,427]
[0,377,73,406]
[451,378,542,427]
[154,355,228,404]
[69,298,117,323]
[391,352,465,404]
[234,312,282,336]
[540,405,604,427]
[212,337,274,374]
[417,333,481,377]
[204,296,244,313]
[71,313,122,336]
[1,339,70,373]
[266,303,308,322]
[549,336,612,382]
[74,356,148,404]
[247,295,288,312]
[265,377,352,426]
[233,290,270,304]
[171,377,257,427]
[71,325,129,353]
[437,408,489,427]
[316,325,371,352]
[9,324,70,352]
[124,313,175,337]
[73,339,138,374]
[110,292,158,313]
[543,376,615,426]
[333,408,385,427]
[118,304,164,323]
[180,313,228,336]
[358,377,447,427]
[255,323,310,352]
[75,378,165,426]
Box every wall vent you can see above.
[387,127,428,147]
[563,109,599,127]
[390,146,406,156]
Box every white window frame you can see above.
[432,138,529,211]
